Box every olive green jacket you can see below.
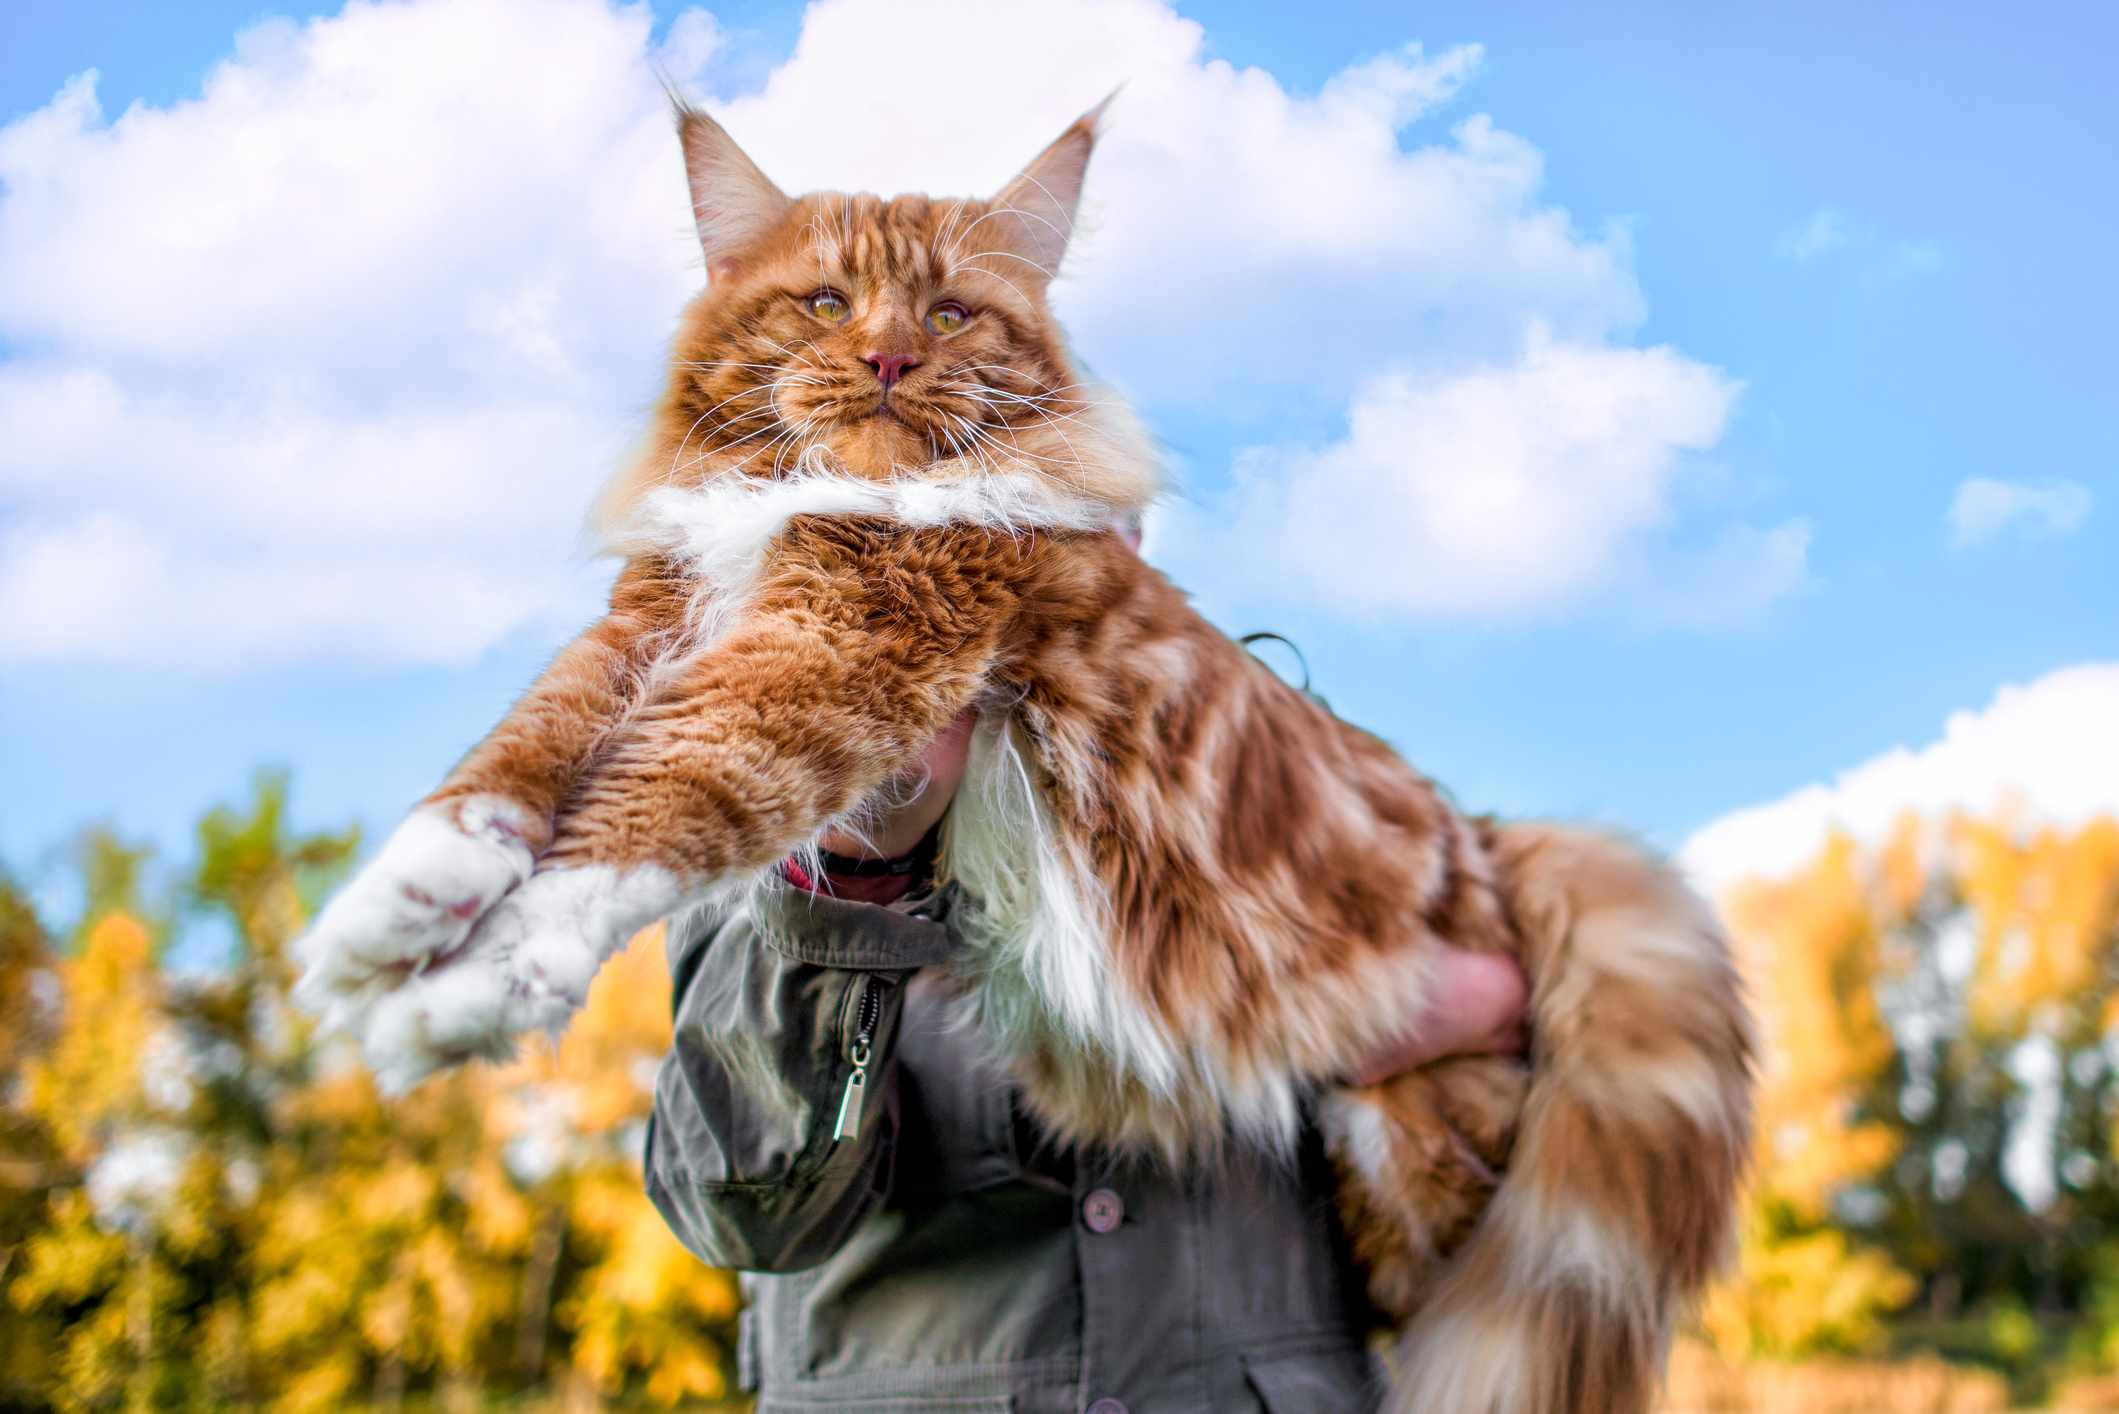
[645,884,1384,1414]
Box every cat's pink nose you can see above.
[864,352,920,388]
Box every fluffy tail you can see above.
[1385,823,1755,1414]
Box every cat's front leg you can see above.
[290,793,540,1032]
[348,522,1021,1089]
[355,862,696,1092]
[293,555,693,1026]
[352,733,949,1093]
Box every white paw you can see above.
[353,864,688,1092]
[291,796,536,1027]
[357,935,568,1094]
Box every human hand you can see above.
[1347,949,1530,1086]
[814,520,1132,872]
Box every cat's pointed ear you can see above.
[989,90,1117,279]
[675,104,792,283]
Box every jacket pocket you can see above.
[1244,1347,1383,1413]
[758,1398,1013,1412]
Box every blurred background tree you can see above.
[6,770,2119,1410]
[0,775,739,1411]
[1698,810,2119,1407]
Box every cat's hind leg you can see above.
[1319,1056,1528,1325]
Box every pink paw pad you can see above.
[483,816,528,846]
[400,884,484,918]
[454,803,530,849]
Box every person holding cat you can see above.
[644,699,1531,1414]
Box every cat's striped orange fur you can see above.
[293,100,1754,1414]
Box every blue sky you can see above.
[2,0,2113,922]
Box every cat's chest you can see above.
[939,710,1182,1086]
[933,707,1310,1155]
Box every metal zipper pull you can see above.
[833,1040,872,1142]
[833,977,884,1144]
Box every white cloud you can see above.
[0,0,703,667]
[1155,328,1796,621]
[1682,662,2119,892]
[1777,205,1942,290]
[1861,239,1944,291]
[704,2,1642,410]
[1947,476,2094,547]
[1777,207,1848,262]
[0,0,1755,667]
[1628,517,1815,627]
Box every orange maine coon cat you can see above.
[294,99,1754,1414]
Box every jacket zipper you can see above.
[833,977,885,1143]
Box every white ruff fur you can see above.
[624,457,1122,649]
[941,710,1186,1100]
[941,709,1426,1151]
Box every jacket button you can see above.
[1087,1400,1128,1414]
[1081,1188,1125,1234]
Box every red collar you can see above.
[779,819,942,904]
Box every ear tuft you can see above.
[989,91,1118,280]
[675,104,792,277]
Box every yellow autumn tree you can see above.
[520,928,743,1406]
[2,775,740,1409]
[1704,830,1914,1358]
[20,909,161,1163]
[1954,814,2119,1042]
[7,902,198,1411]
[0,878,69,1402]
[1705,806,2119,1390]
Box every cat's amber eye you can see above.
[926,302,970,336]
[806,289,851,323]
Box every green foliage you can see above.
[0,777,737,1410]
[1706,813,2119,1393]
[12,771,2119,1407]
[77,831,152,931]
[0,875,69,1401]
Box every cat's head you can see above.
[606,99,1155,528]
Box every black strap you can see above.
[815,816,944,879]
[1241,630,1327,709]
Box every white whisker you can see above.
[953,262,1036,309]
[949,204,1069,259]
[956,248,1054,281]
[1008,171,1078,236]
